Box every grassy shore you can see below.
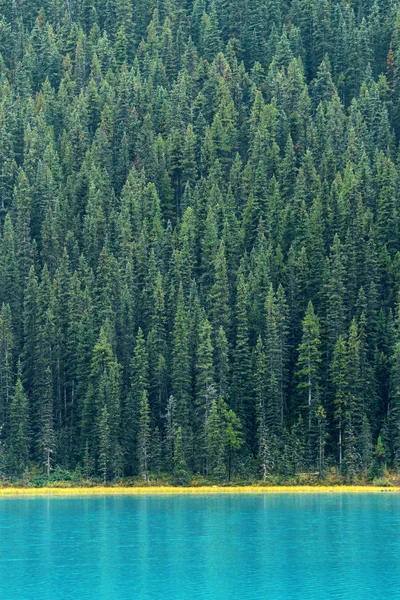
[0,485,398,496]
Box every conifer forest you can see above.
[1,0,400,485]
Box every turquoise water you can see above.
[1,494,399,599]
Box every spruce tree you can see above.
[331,336,348,470]
[174,426,188,484]
[98,404,111,484]
[40,366,55,478]
[231,273,252,438]
[264,285,283,435]
[125,327,149,473]
[7,369,30,476]
[171,283,191,448]
[138,390,151,481]
[206,398,226,479]
[215,326,230,399]
[315,405,327,478]
[224,403,243,481]
[296,302,321,432]
[208,241,231,337]
[0,304,14,430]
[195,318,215,423]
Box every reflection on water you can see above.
[0,494,399,600]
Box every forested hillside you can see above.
[1,0,400,483]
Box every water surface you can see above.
[0,493,399,599]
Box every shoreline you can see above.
[0,485,398,496]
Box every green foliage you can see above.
[296,302,321,432]
[1,0,400,484]
[138,390,151,481]
[174,426,188,485]
[7,369,29,476]
[98,404,111,484]
[206,397,243,480]
[370,435,386,479]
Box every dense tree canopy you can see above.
[0,0,400,483]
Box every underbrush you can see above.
[1,465,399,489]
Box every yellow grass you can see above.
[0,485,398,496]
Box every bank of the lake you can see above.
[0,485,399,496]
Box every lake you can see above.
[0,493,399,599]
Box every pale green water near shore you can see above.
[0,494,399,599]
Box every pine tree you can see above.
[360,414,373,474]
[370,435,386,479]
[13,171,34,297]
[315,404,327,477]
[148,271,167,424]
[171,283,191,447]
[264,285,284,435]
[7,368,30,476]
[150,426,162,477]
[1,215,20,340]
[200,3,222,61]
[21,267,39,403]
[343,414,360,482]
[174,426,188,484]
[206,398,226,479]
[346,319,363,442]
[83,440,94,482]
[82,322,121,473]
[215,326,230,399]
[325,235,347,353]
[195,315,216,468]
[126,327,149,472]
[0,304,14,429]
[331,336,348,470]
[40,366,56,478]
[231,273,253,438]
[296,302,321,432]
[138,390,151,481]
[224,403,243,481]
[165,394,177,473]
[98,404,111,484]
[208,241,231,337]
[254,335,268,476]
[115,0,135,57]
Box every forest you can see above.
[0,0,399,484]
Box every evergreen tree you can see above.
[296,302,321,433]
[231,273,253,438]
[315,404,327,477]
[7,368,30,476]
[331,336,348,470]
[40,366,56,478]
[1,216,20,339]
[82,322,121,474]
[138,390,151,481]
[370,435,386,479]
[206,397,226,479]
[171,284,191,448]
[174,426,188,484]
[125,327,149,473]
[195,315,216,468]
[325,235,347,353]
[0,0,399,483]
[224,402,243,481]
[265,285,287,434]
[0,304,14,430]
[98,404,111,484]
[208,241,231,337]
[215,326,230,399]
